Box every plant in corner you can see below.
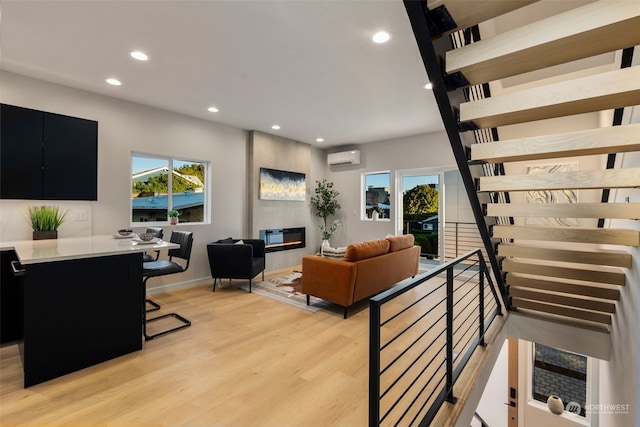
[310,179,341,241]
[27,205,68,240]
[168,209,181,225]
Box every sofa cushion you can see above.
[386,234,415,252]
[344,239,389,262]
[216,237,234,244]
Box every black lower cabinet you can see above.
[1,250,23,344]
[21,253,143,387]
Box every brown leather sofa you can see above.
[301,235,421,318]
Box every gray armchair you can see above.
[207,239,265,292]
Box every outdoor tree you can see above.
[403,185,438,216]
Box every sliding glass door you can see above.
[396,170,442,260]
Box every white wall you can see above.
[0,70,248,293]
[598,151,639,427]
[325,132,456,247]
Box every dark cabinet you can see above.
[0,104,44,199]
[0,250,23,344]
[0,104,98,200]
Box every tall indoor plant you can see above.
[310,179,341,244]
[27,205,68,240]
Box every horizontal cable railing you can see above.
[369,249,502,427]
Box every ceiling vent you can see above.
[327,150,361,166]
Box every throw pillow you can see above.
[234,239,245,245]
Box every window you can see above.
[363,171,390,220]
[532,343,587,417]
[131,154,207,224]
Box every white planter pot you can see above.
[321,239,331,256]
[547,395,564,414]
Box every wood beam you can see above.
[511,297,611,325]
[502,259,625,285]
[487,202,640,220]
[507,273,620,300]
[479,168,640,192]
[446,1,640,84]
[498,243,632,268]
[459,67,640,128]
[470,123,640,163]
[509,287,616,313]
[492,225,640,246]
[426,0,538,34]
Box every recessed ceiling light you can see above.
[207,107,219,113]
[271,125,281,130]
[424,82,433,90]
[106,78,122,86]
[316,138,324,143]
[372,31,391,44]
[130,51,148,61]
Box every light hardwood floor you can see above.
[0,269,371,427]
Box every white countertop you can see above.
[2,235,179,265]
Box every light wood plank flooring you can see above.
[0,269,371,427]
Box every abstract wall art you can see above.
[259,168,306,201]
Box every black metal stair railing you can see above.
[403,0,511,309]
[369,249,502,426]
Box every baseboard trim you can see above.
[147,277,212,295]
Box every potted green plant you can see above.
[310,179,341,247]
[168,209,181,225]
[27,205,68,240]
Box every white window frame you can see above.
[519,340,598,427]
[361,170,391,221]
[130,152,210,226]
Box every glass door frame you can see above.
[395,166,456,264]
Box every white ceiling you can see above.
[0,0,446,148]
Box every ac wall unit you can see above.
[327,150,361,166]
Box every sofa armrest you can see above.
[301,256,357,307]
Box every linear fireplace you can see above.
[259,227,306,253]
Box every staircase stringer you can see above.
[403,0,510,311]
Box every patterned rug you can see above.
[240,271,331,313]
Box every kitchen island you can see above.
[2,235,178,387]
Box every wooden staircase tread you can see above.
[509,287,616,313]
[470,123,640,163]
[446,1,640,85]
[426,0,538,34]
[507,273,620,300]
[479,168,640,192]
[492,225,640,246]
[502,259,625,285]
[459,67,640,128]
[512,297,612,325]
[498,243,632,267]
[487,202,640,220]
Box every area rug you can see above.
[240,271,331,313]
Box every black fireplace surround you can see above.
[259,227,305,253]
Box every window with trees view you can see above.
[363,172,391,220]
[131,155,207,224]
